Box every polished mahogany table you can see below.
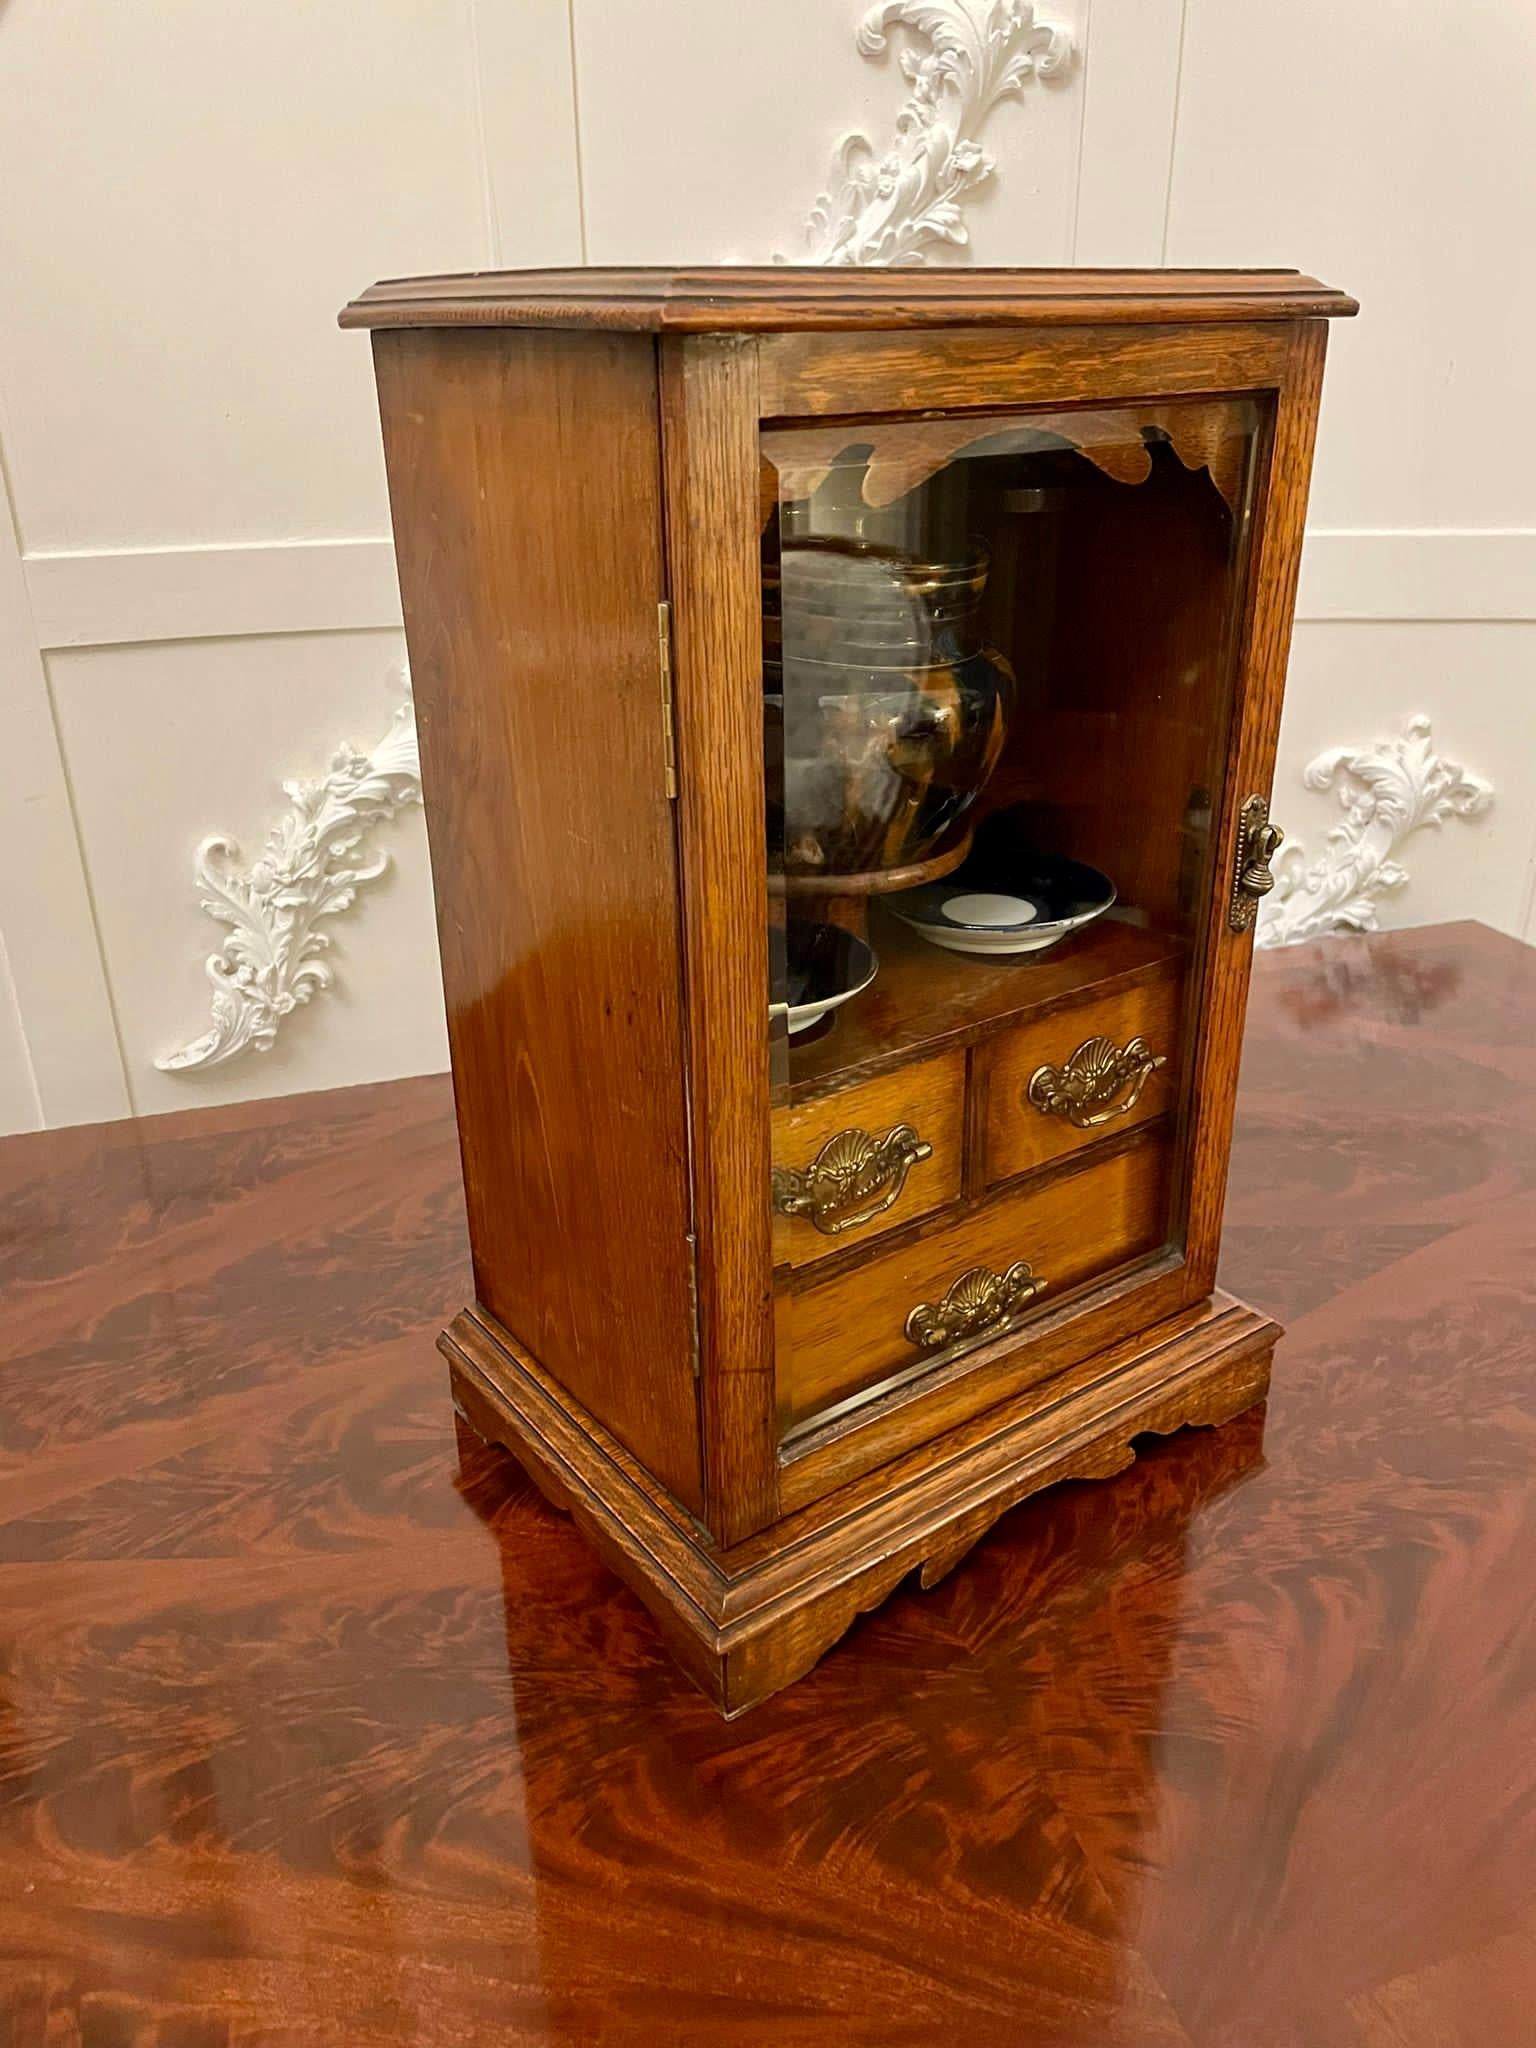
[2,921,1532,2046]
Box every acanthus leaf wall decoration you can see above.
[1257,715,1494,949]
[157,679,422,1072]
[792,0,1075,267]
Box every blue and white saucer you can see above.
[887,850,1115,958]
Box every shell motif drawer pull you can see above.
[1027,1034,1168,1130]
[771,1123,934,1237]
[904,1260,1046,1353]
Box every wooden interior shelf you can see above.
[786,908,1187,1100]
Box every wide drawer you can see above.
[977,968,1182,1187]
[778,1130,1172,1427]
[771,1050,966,1271]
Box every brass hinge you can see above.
[657,599,678,800]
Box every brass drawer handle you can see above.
[1027,1034,1168,1129]
[771,1123,933,1237]
[1229,791,1284,932]
[905,1260,1046,1353]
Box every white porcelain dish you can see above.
[887,852,1115,958]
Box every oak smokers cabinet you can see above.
[343,266,1356,1715]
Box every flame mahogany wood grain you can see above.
[372,328,705,1515]
[446,1285,1277,1716]
[2,922,1534,2042]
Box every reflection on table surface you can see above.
[1,919,1533,2046]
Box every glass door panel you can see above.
[762,398,1266,1435]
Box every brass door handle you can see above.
[1230,792,1284,932]
[904,1259,1046,1353]
[771,1123,932,1237]
[1027,1034,1167,1129]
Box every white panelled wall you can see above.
[0,0,1529,1134]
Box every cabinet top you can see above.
[339,265,1357,334]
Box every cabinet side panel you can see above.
[373,328,703,1514]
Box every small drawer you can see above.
[779,1131,1172,1427]
[772,1051,965,1271]
[978,970,1182,1187]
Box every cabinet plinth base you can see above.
[444,1291,1278,1717]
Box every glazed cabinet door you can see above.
[664,324,1326,1536]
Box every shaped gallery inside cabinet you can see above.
[341,264,1357,1714]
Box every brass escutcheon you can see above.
[904,1259,1046,1353]
[1028,1033,1168,1129]
[771,1123,933,1237]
